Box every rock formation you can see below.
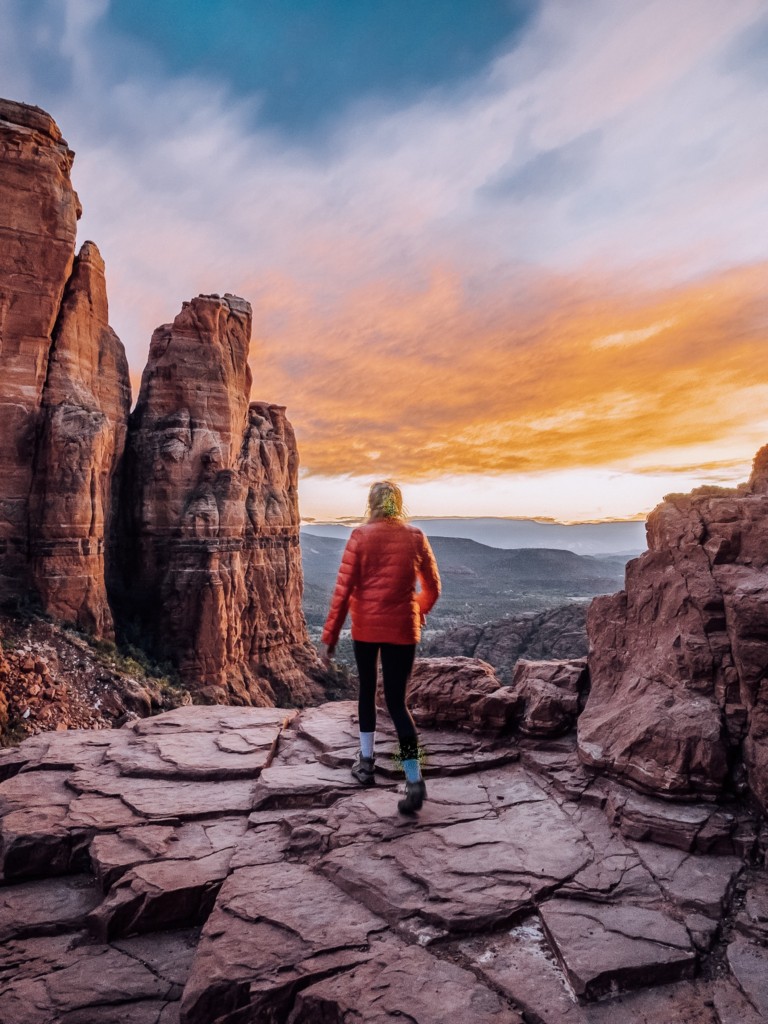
[0,97,323,706]
[29,241,131,636]
[0,697,762,1022]
[0,99,81,599]
[117,293,321,706]
[579,445,768,812]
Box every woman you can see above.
[322,481,441,814]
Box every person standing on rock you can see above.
[322,481,441,814]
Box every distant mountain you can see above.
[302,516,647,556]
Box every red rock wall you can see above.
[0,100,81,598]
[118,293,322,705]
[579,445,768,811]
[29,242,131,636]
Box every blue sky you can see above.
[108,0,537,136]
[2,0,767,521]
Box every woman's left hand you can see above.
[322,644,336,666]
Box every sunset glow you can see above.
[3,0,766,522]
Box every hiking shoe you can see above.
[398,779,427,815]
[351,753,376,786]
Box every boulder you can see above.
[508,657,588,736]
[404,656,513,730]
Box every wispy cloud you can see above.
[0,0,766,517]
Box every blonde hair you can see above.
[366,480,405,521]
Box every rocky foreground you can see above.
[0,683,766,1024]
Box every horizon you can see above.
[301,512,648,526]
[2,1,766,521]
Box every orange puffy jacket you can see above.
[321,519,441,647]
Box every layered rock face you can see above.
[0,100,81,598]
[0,97,322,707]
[118,293,320,705]
[579,446,768,810]
[29,242,131,636]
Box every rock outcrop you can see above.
[579,446,768,811]
[0,97,323,708]
[0,701,761,1023]
[29,241,131,636]
[0,99,81,599]
[117,293,321,706]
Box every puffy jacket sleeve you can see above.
[321,530,362,646]
[416,533,441,616]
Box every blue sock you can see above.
[403,758,422,783]
[359,731,375,759]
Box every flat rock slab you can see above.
[130,705,297,735]
[540,899,696,1000]
[726,935,768,1018]
[0,874,101,941]
[251,760,366,809]
[313,764,550,849]
[459,922,719,1024]
[90,817,248,889]
[458,915,590,1022]
[712,976,767,1024]
[288,935,524,1023]
[559,804,662,905]
[0,729,128,777]
[630,841,742,917]
[68,769,256,819]
[107,707,296,781]
[0,929,196,1024]
[323,796,591,933]
[296,700,518,776]
[105,728,284,781]
[180,859,388,1024]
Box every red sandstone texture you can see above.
[0,96,323,711]
[118,293,322,706]
[0,699,762,1023]
[579,445,768,811]
[29,241,131,636]
[0,99,81,598]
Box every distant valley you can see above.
[301,527,632,671]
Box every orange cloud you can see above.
[246,260,768,483]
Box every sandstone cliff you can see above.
[0,99,81,599]
[117,293,321,706]
[0,97,323,709]
[29,241,131,636]
[579,445,768,812]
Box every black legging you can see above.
[353,640,419,761]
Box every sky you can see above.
[2,0,767,522]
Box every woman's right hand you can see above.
[322,644,336,666]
